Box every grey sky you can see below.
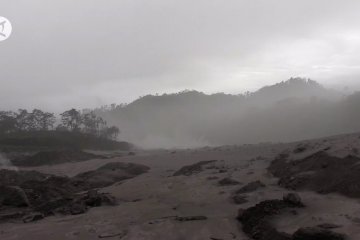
[1,0,360,111]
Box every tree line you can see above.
[0,108,120,140]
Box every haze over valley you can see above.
[96,78,360,148]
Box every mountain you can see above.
[249,77,340,104]
[95,78,356,148]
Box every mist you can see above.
[94,78,360,148]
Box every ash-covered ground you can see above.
[2,133,360,239]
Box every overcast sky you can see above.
[1,0,360,111]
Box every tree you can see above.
[95,116,107,137]
[14,109,56,131]
[36,110,56,130]
[16,109,30,131]
[82,111,98,135]
[60,109,82,131]
[0,111,17,134]
[101,126,120,140]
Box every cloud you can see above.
[1,0,360,110]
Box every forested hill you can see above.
[93,78,359,148]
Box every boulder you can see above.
[236,181,265,194]
[0,164,141,223]
[34,198,72,216]
[69,203,87,215]
[84,189,102,207]
[293,227,346,240]
[232,195,248,204]
[0,186,30,207]
[74,162,150,188]
[283,193,304,207]
[218,178,240,186]
[0,210,26,222]
[98,230,127,239]
[83,190,117,207]
[237,195,305,240]
[268,151,360,198]
[22,212,44,223]
[173,160,216,176]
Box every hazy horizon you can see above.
[0,77,357,112]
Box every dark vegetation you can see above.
[0,108,126,151]
[0,131,132,151]
[269,151,360,198]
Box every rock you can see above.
[232,195,248,204]
[207,176,219,180]
[101,194,117,206]
[0,210,26,222]
[22,212,44,223]
[69,203,87,215]
[98,230,127,238]
[268,151,360,198]
[84,190,117,207]
[237,197,304,240]
[293,227,346,240]
[175,216,208,221]
[34,198,72,216]
[218,178,240,186]
[235,181,265,194]
[0,169,49,186]
[74,162,150,188]
[293,145,307,153]
[205,165,217,170]
[173,161,216,176]
[237,208,245,219]
[317,223,342,229]
[0,185,30,207]
[0,166,122,222]
[84,189,102,207]
[34,190,117,216]
[283,193,304,207]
